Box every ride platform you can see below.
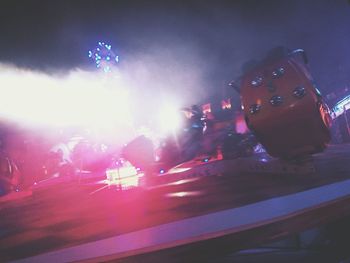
[1,144,350,262]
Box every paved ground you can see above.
[1,144,350,262]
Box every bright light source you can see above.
[106,161,141,189]
[0,67,134,143]
[158,102,182,135]
[118,166,138,178]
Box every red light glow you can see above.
[221,98,232,110]
[202,103,211,114]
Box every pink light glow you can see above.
[235,114,249,134]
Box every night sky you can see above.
[0,0,349,107]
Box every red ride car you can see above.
[240,48,331,159]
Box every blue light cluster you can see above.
[88,41,119,73]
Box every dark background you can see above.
[0,0,349,105]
